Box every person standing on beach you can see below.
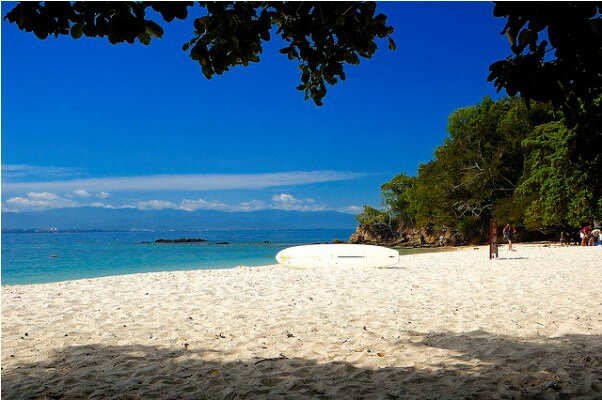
[503,223,516,251]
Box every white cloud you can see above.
[136,200,177,210]
[1,164,83,180]
[2,170,363,193]
[2,190,361,215]
[73,189,91,198]
[179,198,229,211]
[239,200,267,211]
[272,193,302,204]
[271,193,329,211]
[88,202,132,209]
[337,205,363,214]
[96,191,110,199]
[89,202,112,208]
[26,191,59,200]
[127,195,339,213]
[4,192,78,211]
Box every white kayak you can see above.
[276,244,399,269]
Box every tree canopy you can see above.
[357,97,599,242]
[4,1,395,106]
[488,2,601,123]
[6,2,600,122]
[488,2,602,203]
[519,122,595,228]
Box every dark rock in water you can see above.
[262,240,270,243]
[154,238,207,243]
[332,239,345,244]
[215,242,229,245]
[137,241,151,244]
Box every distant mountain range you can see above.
[1,207,358,231]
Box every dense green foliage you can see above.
[488,2,602,209]
[489,3,601,120]
[4,1,394,106]
[380,173,416,226]
[519,122,600,228]
[357,97,599,241]
[355,205,389,229]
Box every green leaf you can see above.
[388,37,396,51]
[139,32,151,45]
[230,36,239,50]
[190,43,207,61]
[201,64,213,79]
[144,20,164,38]
[194,17,207,33]
[346,53,359,65]
[70,22,84,39]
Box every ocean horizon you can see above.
[1,229,354,285]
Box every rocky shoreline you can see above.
[348,225,460,247]
[348,223,563,247]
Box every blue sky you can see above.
[2,2,509,213]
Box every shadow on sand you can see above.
[2,330,600,399]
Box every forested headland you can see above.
[351,97,600,246]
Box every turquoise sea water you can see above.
[1,230,353,285]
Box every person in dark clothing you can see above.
[503,223,516,251]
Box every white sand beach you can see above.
[2,244,601,399]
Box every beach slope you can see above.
[2,245,601,399]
